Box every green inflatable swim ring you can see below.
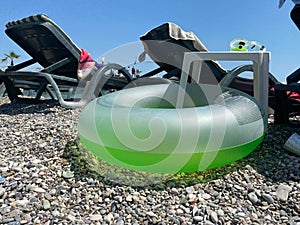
[78,83,266,174]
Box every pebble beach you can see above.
[0,97,299,225]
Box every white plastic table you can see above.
[178,51,270,115]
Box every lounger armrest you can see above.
[219,64,254,87]
[219,64,278,88]
[41,57,71,73]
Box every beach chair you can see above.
[0,14,132,108]
[274,69,300,124]
[135,22,279,111]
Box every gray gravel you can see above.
[0,97,299,225]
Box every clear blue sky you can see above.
[0,0,299,82]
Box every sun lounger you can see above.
[0,14,132,108]
[274,69,300,124]
[137,22,300,120]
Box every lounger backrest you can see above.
[140,22,227,82]
[5,14,81,77]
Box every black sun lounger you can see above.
[274,69,300,124]
[0,14,132,108]
[136,22,300,124]
[137,22,281,112]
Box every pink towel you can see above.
[271,87,300,101]
[77,49,100,80]
[289,91,300,100]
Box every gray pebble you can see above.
[248,192,259,204]
[62,173,74,179]
[0,187,5,197]
[204,220,214,225]
[276,184,292,201]
[42,200,51,210]
[210,211,218,223]
[262,193,274,204]
[193,215,203,222]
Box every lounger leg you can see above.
[35,83,48,100]
[2,77,20,101]
[0,82,6,97]
[274,88,289,124]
